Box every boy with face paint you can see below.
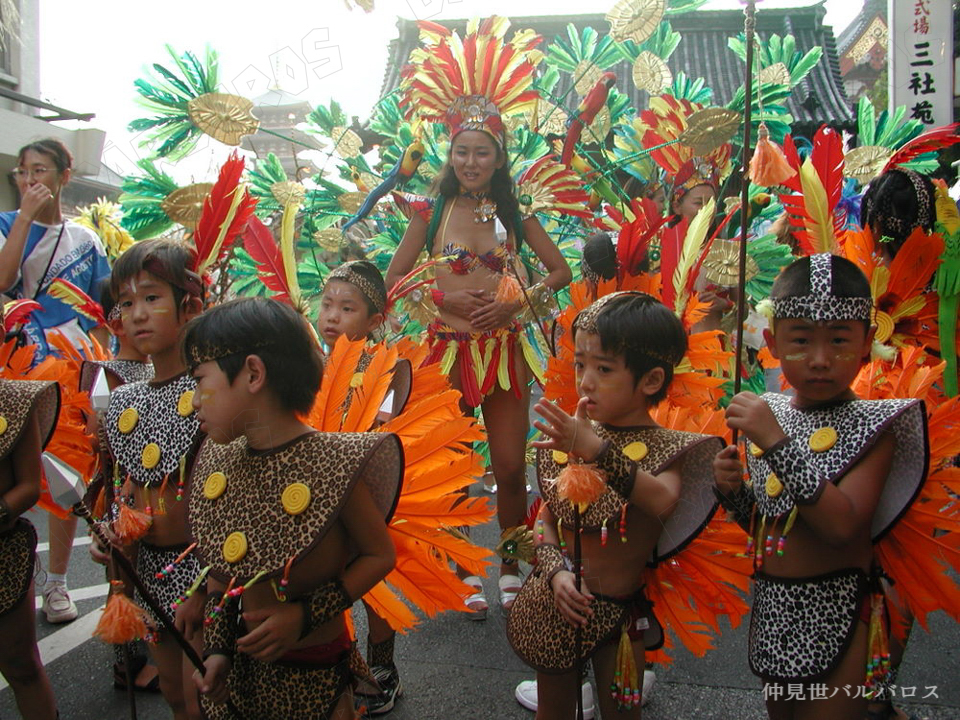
[317,261,387,349]
[713,254,928,720]
[98,239,206,720]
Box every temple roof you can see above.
[380,3,854,136]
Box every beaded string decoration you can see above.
[176,454,187,501]
[203,572,267,626]
[170,566,211,612]
[155,542,198,580]
[610,621,642,710]
[272,556,296,603]
[157,476,168,515]
[863,591,892,698]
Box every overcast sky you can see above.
[38,0,861,180]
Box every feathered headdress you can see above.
[399,16,544,147]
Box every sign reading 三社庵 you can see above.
[888,0,954,127]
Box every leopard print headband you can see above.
[186,339,274,370]
[573,291,681,365]
[772,253,873,322]
[328,262,386,314]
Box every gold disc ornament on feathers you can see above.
[337,191,365,215]
[844,145,894,184]
[186,93,259,146]
[702,239,759,287]
[632,51,672,94]
[270,181,306,207]
[679,108,741,156]
[505,99,568,137]
[585,106,612,145]
[606,0,666,44]
[314,228,343,252]
[161,183,214,229]
[573,59,605,96]
[758,62,792,86]
[329,126,363,159]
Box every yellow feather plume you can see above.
[673,197,715,317]
[798,159,837,254]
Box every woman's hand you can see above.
[470,297,521,331]
[19,183,55,221]
[550,570,594,627]
[441,288,493,319]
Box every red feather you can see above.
[884,123,960,173]
[193,152,257,275]
[2,299,42,333]
[779,134,804,193]
[810,126,845,237]
[617,198,667,280]
[242,216,292,304]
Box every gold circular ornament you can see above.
[873,310,895,344]
[141,443,161,469]
[118,408,139,434]
[585,106,612,146]
[329,126,363,159]
[0,416,7,435]
[186,93,259,146]
[765,473,783,498]
[606,0,666,44]
[552,450,569,465]
[632,51,672,94]
[844,145,894,185]
[349,372,365,388]
[758,62,791,86]
[809,427,838,453]
[203,472,227,500]
[525,99,568,137]
[337,191,365,215]
[281,483,312,515]
[161,183,215,229]
[573,59,605,97]
[749,443,763,457]
[177,391,195,417]
[222,532,248,563]
[314,228,343,252]
[623,441,648,461]
[270,181,306,207]
[679,108,741,156]
[702,239,760,287]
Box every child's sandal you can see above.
[461,576,488,621]
[498,574,523,614]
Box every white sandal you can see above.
[498,573,523,614]
[462,576,488,621]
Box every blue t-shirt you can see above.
[0,211,111,361]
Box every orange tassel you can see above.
[95,586,149,644]
[495,274,523,303]
[749,123,796,187]
[92,487,106,520]
[116,502,152,542]
[557,463,606,512]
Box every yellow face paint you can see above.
[151,307,171,314]
[784,353,807,361]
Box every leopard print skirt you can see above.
[749,568,867,682]
[507,564,661,674]
[201,645,353,720]
[0,519,37,617]
[135,541,201,628]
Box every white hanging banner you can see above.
[888,0,954,127]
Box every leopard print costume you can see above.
[507,425,721,672]
[80,359,154,394]
[135,540,202,628]
[189,431,403,584]
[0,519,38,617]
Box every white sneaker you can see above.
[642,670,655,707]
[514,679,596,719]
[42,582,78,623]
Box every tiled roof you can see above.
[380,3,854,135]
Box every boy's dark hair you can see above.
[573,292,687,405]
[182,297,322,415]
[581,233,617,283]
[18,138,73,173]
[96,277,116,318]
[860,168,936,257]
[110,239,204,309]
[771,254,871,301]
[326,260,387,315]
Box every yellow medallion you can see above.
[0,416,7,436]
[203,472,227,500]
[622,441,648,462]
[765,473,783,498]
[141,443,161,469]
[552,450,569,465]
[118,408,139,434]
[222,532,248,563]
[349,372,364,388]
[809,427,837,453]
[177,390,195,417]
[281,483,311,515]
[749,443,763,457]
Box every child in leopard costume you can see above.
[714,254,927,720]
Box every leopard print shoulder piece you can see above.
[189,431,403,583]
[746,394,928,541]
[80,359,154,393]
[538,424,723,563]
[0,379,60,459]
[103,374,201,487]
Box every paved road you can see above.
[3,495,958,720]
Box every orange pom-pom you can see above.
[495,274,523,303]
[95,588,149,644]
[749,123,796,187]
[92,487,106,520]
[115,502,152,542]
[557,463,606,512]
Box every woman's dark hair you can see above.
[432,132,522,241]
[18,138,73,174]
[182,297,322,415]
[574,293,687,405]
[110,239,203,309]
[860,168,936,257]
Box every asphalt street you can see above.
[2,490,958,720]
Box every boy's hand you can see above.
[88,533,110,565]
[194,655,231,705]
[175,589,206,642]
[713,445,745,494]
[533,397,603,461]
[549,570,594,628]
[237,601,304,662]
[724,392,786,450]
